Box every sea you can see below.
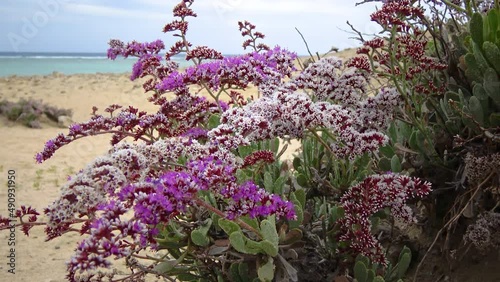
[0,52,193,77]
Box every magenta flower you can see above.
[338,173,431,264]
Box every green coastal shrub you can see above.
[0,98,72,128]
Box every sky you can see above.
[0,0,381,55]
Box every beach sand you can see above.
[0,49,359,281]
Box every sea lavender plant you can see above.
[338,173,432,264]
[0,1,435,281]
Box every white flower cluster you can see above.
[464,212,500,251]
[295,57,368,105]
[463,153,500,186]
[45,137,210,230]
[211,57,400,159]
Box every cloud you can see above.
[198,0,372,16]
[64,3,167,20]
[136,0,177,8]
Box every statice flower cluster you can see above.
[209,56,400,159]
[463,212,500,252]
[239,20,270,52]
[156,47,297,95]
[42,137,295,279]
[338,173,432,264]
[35,94,223,163]
[370,0,425,32]
[43,137,207,238]
[357,0,447,95]
[477,0,496,13]
[463,153,500,186]
[2,1,435,280]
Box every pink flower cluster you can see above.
[338,173,432,264]
[357,1,448,95]
[209,57,401,159]
[370,0,424,32]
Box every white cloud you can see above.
[64,3,167,20]
[196,0,368,15]
[136,0,177,8]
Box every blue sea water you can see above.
[0,52,192,77]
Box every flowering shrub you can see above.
[353,1,500,280]
[0,1,438,281]
[0,98,73,128]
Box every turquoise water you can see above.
[0,52,192,77]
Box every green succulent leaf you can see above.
[473,84,489,100]
[396,252,411,279]
[260,219,279,254]
[293,189,306,208]
[468,96,485,125]
[464,53,483,83]
[154,260,176,274]
[484,68,500,107]
[229,231,261,255]
[388,122,398,142]
[379,145,395,158]
[483,41,500,74]
[390,155,402,173]
[238,263,251,282]
[190,219,212,247]
[273,176,286,195]
[367,269,376,282]
[296,173,308,187]
[378,157,392,172]
[293,157,302,170]
[263,171,274,193]
[239,145,254,158]
[470,12,484,46]
[230,263,242,282]
[259,240,278,257]
[487,9,499,41]
[257,257,275,282]
[219,218,241,235]
[289,192,304,229]
[490,112,500,127]
[354,260,368,282]
[239,216,260,232]
[208,114,221,129]
[472,41,489,73]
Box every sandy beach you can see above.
[0,49,359,282]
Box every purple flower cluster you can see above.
[119,172,199,225]
[338,173,432,264]
[42,137,208,238]
[61,155,295,279]
[35,94,222,163]
[156,46,297,94]
[107,39,165,60]
[66,201,151,280]
[223,181,296,220]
